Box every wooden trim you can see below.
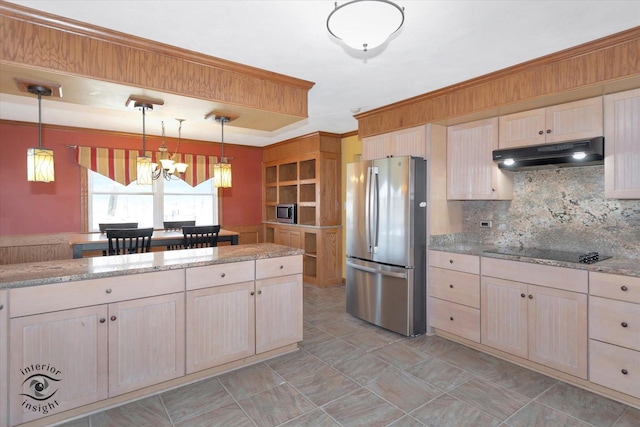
[0,2,313,118]
[80,166,88,233]
[356,26,640,137]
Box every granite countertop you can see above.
[0,243,304,289]
[429,243,640,278]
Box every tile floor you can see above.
[59,284,639,427]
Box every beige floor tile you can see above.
[536,382,627,427]
[266,349,327,379]
[613,407,640,427]
[160,377,234,423]
[173,402,254,427]
[286,363,360,406]
[317,318,367,337]
[304,337,365,365]
[323,388,404,427]
[402,334,461,357]
[90,396,171,427]
[372,341,432,370]
[505,401,591,427]
[238,383,316,427]
[301,323,335,347]
[448,378,530,421]
[367,370,443,412]
[406,357,474,391]
[332,352,399,386]
[410,394,501,427]
[217,362,285,400]
[341,330,396,351]
[483,360,557,399]
[280,408,342,426]
[387,415,427,426]
[437,346,503,377]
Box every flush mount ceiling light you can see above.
[25,83,56,182]
[327,0,405,52]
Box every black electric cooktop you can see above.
[483,247,612,264]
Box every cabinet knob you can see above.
[521,293,526,298]
[250,291,255,296]
[621,285,628,292]
[491,188,496,192]
[449,259,454,264]
[546,129,552,134]
[621,369,628,375]
[280,265,284,269]
[449,284,454,289]
[221,273,226,278]
[258,290,262,295]
[528,295,533,299]
[99,318,106,323]
[0,304,4,310]
[538,130,544,135]
[621,322,628,328]
[449,316,454,321]
[110,316,117,321]
[105,288,112,294]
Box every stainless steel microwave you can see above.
[276,204,297,224]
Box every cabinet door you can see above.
[604,88,640,199]
[447,117,511,200]
[361,133,392,160]
[9,306,108,425]
[274,229,301,248]
[108,292,185,397]
[499,108,546,148]
[391,126,426,158]
[545,97,603,143]
[0,291,7,427]
[186,282,255,374]
[480,277,528,359]
[255,274,303,354]
[528,285,587,379]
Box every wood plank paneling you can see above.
[356,27,640,138]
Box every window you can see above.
[88,170,218,231]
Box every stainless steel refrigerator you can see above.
[345,156,427,336]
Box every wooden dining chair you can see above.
[106,228,154,256]
[182,225,220,249]
[163,220,196,250]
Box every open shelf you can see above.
[265,165,277,184]
[279,162,297,182]
[265,226,274,243]
[279,185,297,204]
[265,187,277,204]
[298,206,316,225]
[299,159,316,180]
[299,183,316,203]
[304,232,317,256]
[303,255,317,279]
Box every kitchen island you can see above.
[0,244,304,427]
[428,243,640,410]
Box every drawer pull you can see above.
[449,259,454,264]
[449,284,454,289]
[621,369,628,375]
[221,273,226,278]
[110,316,117,321]
[258,290,262,295]
[521,293,526,298]
[449,316,454,321]
[99,318,106,323]
[280,265,284,269]
[538,130,544,135]
[528,294,533,299]
[105,288,112,294]
[621,322,628,328]
[621,285,628,292]
[250,291,255,296]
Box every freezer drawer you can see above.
[346,258,424,336]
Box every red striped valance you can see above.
[76,147,218,187]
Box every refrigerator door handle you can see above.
[365,166,372,252]
[346,261,407,279]
[371,166,379,253]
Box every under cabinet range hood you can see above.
[493,137,604,171]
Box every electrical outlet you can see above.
[480,220,492,228]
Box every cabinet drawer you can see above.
[589,340,640,399]
[482,257,587,293]
[428,250,479,274]
[428,267,480,308]
[590,296,640,351]
[9,269,185,318]
[429,297,480,342]
[256,255,302,280]
[590,272,640,304]
[186,260,255,290]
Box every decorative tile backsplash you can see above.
[432,166,640,259]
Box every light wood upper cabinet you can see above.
[499,97,603,149]
[604,88,640,199]
[447,117,513,200]
[361,125,427,160]
[9,305,109,425]
[108,293,185,397]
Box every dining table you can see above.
[69,229,240,258]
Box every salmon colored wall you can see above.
[0,122,263,235]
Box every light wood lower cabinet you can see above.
[0,290,8,427]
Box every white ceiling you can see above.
[2,0,639,147]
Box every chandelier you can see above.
[213,115,232,188]
[327,0,405,52]
[26,84,55,182]
[152,119,188,181]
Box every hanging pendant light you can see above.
[26,85,55,182]
[327,0,405,52]
[213,115,232,188]
[127,95,163,185]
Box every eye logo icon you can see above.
[21,374,60,401]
